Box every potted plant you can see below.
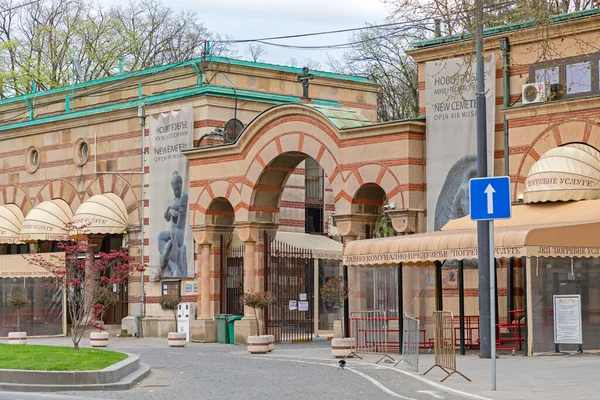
[160,293,185,347]
[89,286,118,347]
[320,276,354,358]
[8,291,30,345]
[243,290,275,354]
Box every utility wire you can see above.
[0,0,40,13]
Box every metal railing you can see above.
[395,313,420,371]
[348,310,395,363]
[423,311,471,382]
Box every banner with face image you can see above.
[149,107,194,279]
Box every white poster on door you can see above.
[149,107,194,279]
[554,295,583,344]
[425,55,496,231]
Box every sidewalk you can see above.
[12,337,600,400]
[266,343,600,400]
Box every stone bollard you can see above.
[8,332,27,345]
[90,331,109,347]
[331,338,355,358]
[168,332,186,347]
[247,335,270,354]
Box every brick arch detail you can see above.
[514,119,600,199]
[83,174,140,226]
[34,179,81,213]
[0,185,33,215]
[192,179,241,226]
[344,163,405,210]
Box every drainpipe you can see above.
[500,37,510,177]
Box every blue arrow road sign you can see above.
[469,176,512,221]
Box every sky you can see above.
[99,0,393,71]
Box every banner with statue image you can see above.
[425,54,496,232]
[149,107,194,279]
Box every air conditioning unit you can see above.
[522,82,551,105]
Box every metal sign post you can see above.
[469,176,511,391]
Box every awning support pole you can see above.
[459,260,465,355]
[435,261,443,311]
[507,258,514,322]
[398,262,403,355]
[343,264,349,338]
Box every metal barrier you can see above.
[348,310,395,363]
[423,311,470,382]
[395,313,420,371]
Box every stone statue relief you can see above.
[158,170,188,277]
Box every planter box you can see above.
[331,338,355,358]
[247,335,270,354]
[267,334,274,352]
[168,332,186,347]
[8,332,27,345]
[90,331,109,347]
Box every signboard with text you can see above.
[554,295,583,345]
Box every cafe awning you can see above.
[72,193,128,234]
[344,199,600,267]
[21,199,73,242]
[0,204,24,244]
[275,231,342,260]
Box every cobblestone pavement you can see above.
[21,338,475,400]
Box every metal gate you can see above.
[264,232,314,343]
[220,235,244,315]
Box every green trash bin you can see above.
[227,315,243,344]
[216,314,231,344]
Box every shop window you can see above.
[161,280,181,305]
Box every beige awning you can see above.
[0,204,24,244]
[230,230,343,260]
[0,253,63,278]
[274,231,342,260]
[344,199,600,267]
[73,193,128,234]
[524,143,600,203]
[21,199,73,242]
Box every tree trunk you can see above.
[254,308,260,336]
[16,311,20,332]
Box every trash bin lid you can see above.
[227,315,244,322]
[216,314,232,319]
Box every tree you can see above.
[0,0,232,98]
[243,290,274,336]
[244,43,267,62]
[287,57,322,70]
[320,276,352,337]
[25,222,144,350]
[159,292,180,332]
[8,291,30,332]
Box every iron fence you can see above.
[395,313,420,371]
[349,310,395,363]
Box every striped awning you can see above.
[72,193,128,234]
[0,204,24,244]
[21,199,73,242]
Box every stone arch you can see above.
[83,174,140,226]
[34,179,81,213]
[0,185,33,215]
[341,163,404,215]
[514,120,600,199]
[192,180,241,226]
[206,197,235,226]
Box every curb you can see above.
[0,353,151,392]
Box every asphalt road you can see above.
[0,341,473,400]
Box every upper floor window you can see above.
[530,55,597,100]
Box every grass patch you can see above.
[0,344,128,371]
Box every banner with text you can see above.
[149,107,194,279]
[425,55,496,231]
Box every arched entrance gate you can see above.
[184,103,426,343]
